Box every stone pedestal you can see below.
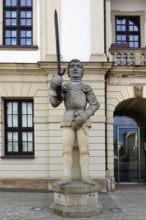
[50,181,103,218]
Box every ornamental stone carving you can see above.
[134,85,143,98]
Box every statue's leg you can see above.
[77,125,96,185]
[77,126,89,178]
[58,127,75,185]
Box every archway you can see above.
[114,98,146,183]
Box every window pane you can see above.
[22,132,27,141]
[7,115,12,127]
[116,26,121,31]
[134,42,139,48]
[26,31,31,37]
[28,142,33,152]
[28,132,32,141]
[22,102,27,114]
[26,11,31,18]
[26,19,31,26]
[12,0,17,6]
[7,132,13,151]
[6,0,11,6]
[6,11,11,17]
[12,38,17,45]
[12,31,17,37]
[13,131,18,152]
[13,102,18,114]
[7,102,12,114]
[21,11,26,17]
[134,35,138,41]
[12,11,17,18]
[7,132,18,152]
[22,115,27,127]
[22,132,33,152]
[26,39,31,45]
[6,31,11,37]
[6,19,11,25]
[129,35,134,41]
[121,19,126,24]
[21,39,25,45]
[20,19,25,25]
[23,142,28,152]
[13,131,18,140]
[6,39,11,45]
[12,19,17,25]
[121,26,126,31]
[21,0,32,6]
[27,0,32,6]
[121,35,126,41]
[20,31,25,37]
[28,142,33,151]
[117,35,121,41]
[13,142,18,152]
[28,115,32,127]
[134,26,138,31]
[129,26,134,31]
[13,115,18,127]
[28,103,32,114]
[20,0,25,6]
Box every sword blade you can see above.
[54,10,61,76]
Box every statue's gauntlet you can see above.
[50,75,63,91]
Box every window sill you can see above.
[1,155,35,159]
[0,45,38,51]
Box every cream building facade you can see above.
[0,0,146,191]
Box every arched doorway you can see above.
[114,98,146,183]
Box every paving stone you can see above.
[0,189,145,220]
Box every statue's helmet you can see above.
[67,59,84,78]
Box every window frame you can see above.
[4,99,34,156]
[3,0,33,46]
[115,16,140,48]
[111,11,145,48]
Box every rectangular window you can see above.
[3,0,33,46]
[115,16,140,48]
[4,100,34,155]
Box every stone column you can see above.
[40,0,60,61]
[90,0,106,61]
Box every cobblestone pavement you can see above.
[0,187,146,220]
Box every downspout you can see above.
[104,0,110,191]
[105,70,110,191]
[104,0,109,62]
[104,0,108,191]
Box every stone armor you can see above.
[59,82,99,127]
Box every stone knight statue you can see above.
[49,59,100,186]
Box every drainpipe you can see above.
[104,0,109,61]
[105,70,110,191]
[104,0,108,191]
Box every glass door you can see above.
[114,126,140,183]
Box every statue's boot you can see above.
[81,175,96,186]
[58,176,71,186]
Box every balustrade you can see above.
[109,44,146,65]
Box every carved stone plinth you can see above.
[49,181,103,218]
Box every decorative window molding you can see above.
[4,100,34,156]
[0,0,38,48]
[111,11,145,48]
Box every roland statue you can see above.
[49,59,100,186]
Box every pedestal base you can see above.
[50,181,103,218]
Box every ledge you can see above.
[1,155,35,159]
[0,45,38,51]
